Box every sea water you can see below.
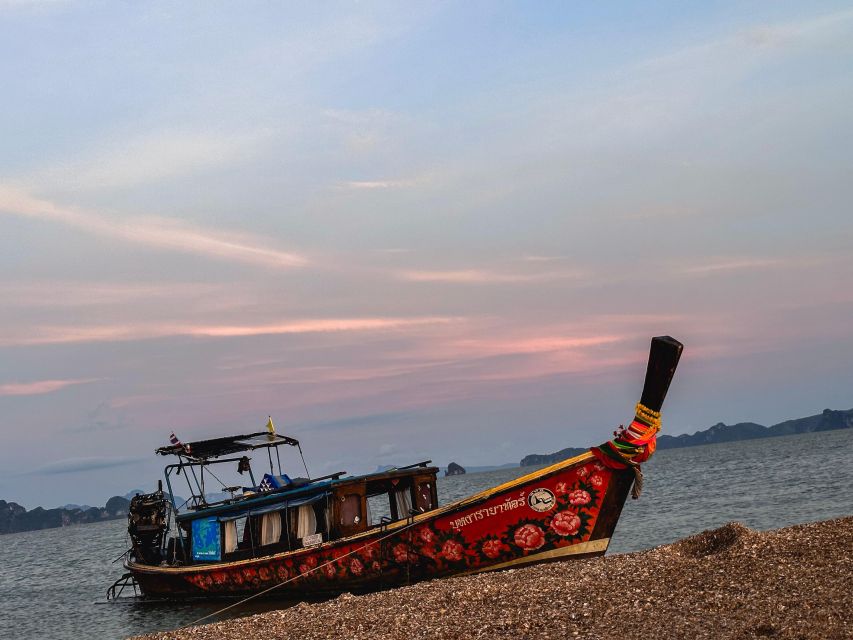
[0,429,850,639]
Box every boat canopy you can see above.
[218,492,328,521]
[156,431,299,460]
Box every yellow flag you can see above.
[266,416,275,436]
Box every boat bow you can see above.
[592,336,683,492]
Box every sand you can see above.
[132,516,852,640]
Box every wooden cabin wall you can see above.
[332,484,367,539]
[413,474,438,513]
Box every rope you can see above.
[630,464,644,500]
[203,465,229,492]
[297,443,311,480]
[181,517,422,630]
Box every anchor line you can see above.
[182,517,423,629]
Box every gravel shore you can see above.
[133,516,852,640]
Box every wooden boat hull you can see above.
[127,452,634,599]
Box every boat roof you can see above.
[175,463,439,522]
[156,431,299,460]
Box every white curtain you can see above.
[260,512,281,546]
[395,488,412,517]
[223,520,238,554]
[296,505,317,539]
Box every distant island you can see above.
[520,407,853,466]
[445,462,466,476]
[0,494,131,535]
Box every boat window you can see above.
[367,493,391,525]
[415,482,434,512]
[340,493,362,526]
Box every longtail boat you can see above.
[112,336,682,600]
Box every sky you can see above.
[1,1,852,509]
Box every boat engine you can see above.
[128,483,169,564]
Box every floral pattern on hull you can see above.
[177,461,612,595]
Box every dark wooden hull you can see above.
[127,452,634,599]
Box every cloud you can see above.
[0,186,307,269]
[397,269,584,284]
[32,456,143,475]
[295,411,415,433]
[34,129,272,192]
[342,180,417,190]
[0,280,221,307]
[0,0,69,9]
[738,9,853,51]
[0,378,99,397]
[62,401,130,434]
[0,316,459,346]
[522,255,567,263]
[186,317,455,338]
[682,258,783,275]
[449,335,624,357]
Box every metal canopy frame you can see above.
[155,431,299,460]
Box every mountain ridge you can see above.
[520,407,853,466]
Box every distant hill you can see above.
[0,495,131,535]
[462,463,518,473]
[520,408,853,466]
[520,447,588,468]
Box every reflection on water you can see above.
[0,429,850,639]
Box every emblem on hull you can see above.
[527,488,556,512]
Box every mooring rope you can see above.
[181,517,423,630]
[630,464,644,500]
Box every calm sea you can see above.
[1,429,851,639]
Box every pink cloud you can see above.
[0,378,99,397]
[447,335,624,357]
[185,317,456,337]
[0,316,459,346]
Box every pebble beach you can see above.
[134,515,852,640]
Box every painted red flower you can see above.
[550,510,581,537]
[371,560,381,572]
[360,545,378,561]
[589,474,604,488]
[555,481,569,495]
[420,545,438,560]
[419,527,437,545]
[392,543,411,563]
[482,539,504,559]
[322,563,336,579]
[577,465,590,479]
[298,563,311,575]
[303,555,318,568]
[568,489,591,506]
[350,558,364,576]
[333,550,349,567]
[513,524,546,550]
[275,565,290,581]
[442,539,464,562]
